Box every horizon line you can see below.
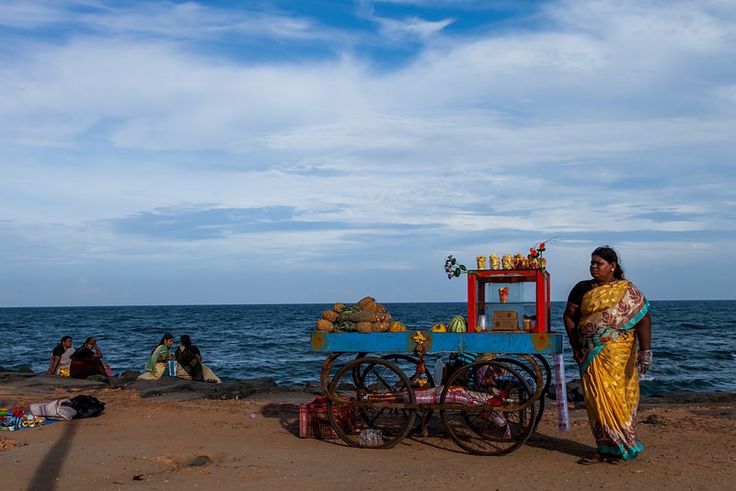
[1,298,734,309]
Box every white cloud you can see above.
[1,0,735,304]
[0,0,335,41]
[374,16,455,40]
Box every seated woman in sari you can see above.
[48,335,74,376]
[70,337,111,378]
[563,246,652,464]
[137,334,175,381]
[175,335,221,383]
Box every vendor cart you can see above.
[310,268,567,455]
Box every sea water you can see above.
[1,301,734,397]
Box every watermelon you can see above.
[448,316,467,333]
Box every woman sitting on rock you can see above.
[175,335,221,383]
[70,337,111,378]
[48,335,74,376]
[137,333,174,381]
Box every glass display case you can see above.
[467,269,550,333]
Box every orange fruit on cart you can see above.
[389,321,407,332]
[431,323,447,333]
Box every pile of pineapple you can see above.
[315,296,393,332]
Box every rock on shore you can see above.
[3,369,735,405]
[0,370,315,401]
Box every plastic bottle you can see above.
[168,359,176,377]
[433,358,445,386]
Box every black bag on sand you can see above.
[69,395,105,419]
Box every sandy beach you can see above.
[1,378,735,491]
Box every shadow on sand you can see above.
[525,431,596,458]
[27,419,79,491]
[261,402,301,436]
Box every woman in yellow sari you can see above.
[563,246,652,464]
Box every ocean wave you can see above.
[3,301,736,389]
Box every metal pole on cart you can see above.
[553,349,570,432]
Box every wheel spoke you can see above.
[440,360,536,455]
[327,357,416,449]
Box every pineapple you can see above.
[355,322,373,333]
[315,319,334,332]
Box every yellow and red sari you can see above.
[577,280,649,460]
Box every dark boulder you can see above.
[207,378,278,400]
[117,370,141,383]
[183,455,213,467]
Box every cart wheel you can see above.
[352,353,436,391]
[351,354,435,435]
[494,356,545,431]
[440,360,535,456]
[533,354,553,395]
[321,352,360,393]
[532,354,552,427]
[327,357,416,449]
[377,354,435,435]
[380,353,435,388]
[356,355,426,434]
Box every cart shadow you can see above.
[525,432,596,458]
[260,402,301,436]
[259,402,347,447]
[405,434,467,454]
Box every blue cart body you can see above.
[311,331,564,355]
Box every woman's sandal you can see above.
[577,454,620,465]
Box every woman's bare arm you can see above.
[635,312,652,350]
[635,312,652,374]
[48,356,61,375]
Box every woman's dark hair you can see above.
[151,333,175,354]
[592,246,625,279]
[60,335,72,344]
[159,333,174,345]
[180,335,192,348]
[84,337,95,345]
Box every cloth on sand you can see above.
[29,399,76,421]
[1,407,56,431]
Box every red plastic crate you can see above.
[299,396,354,439]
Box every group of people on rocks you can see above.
[48,336,112,379]
[48,334,220,383]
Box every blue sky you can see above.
[1,0,735,307]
